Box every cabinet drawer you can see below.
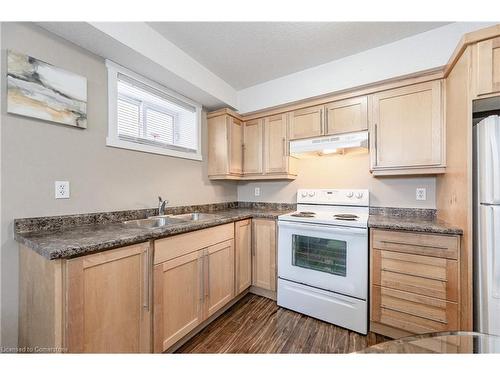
[372,229,459,259]
[154,223,234,265]
[372,249,458,301]
[372,286,459,334]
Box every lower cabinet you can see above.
[205,240,235,317]
[370,229,461,338]
[235,219,252,294]
[252,218,277,293]
[66,242,151,353]
[19,219,278,353]
[152,223,235,352]
[153,249,204,352]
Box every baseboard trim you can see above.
[249,286,276,301]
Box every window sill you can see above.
[106,137,202,161]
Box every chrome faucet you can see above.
[158,196,169,216]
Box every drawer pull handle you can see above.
[381,305,448,325]
[381,268,447,282]
[379,240,448,250]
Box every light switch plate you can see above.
[254,187,261,197]
[416,188,426,201]
[55,181,70,199]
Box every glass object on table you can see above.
[358,331,500,354]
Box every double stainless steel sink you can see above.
[122,212,220,229]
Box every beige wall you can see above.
[237,151,437,208]
[0,23,237,346]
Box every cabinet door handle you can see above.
[374,123,378,165]
[143,246,150,310]
[205,252,210,301]
[325,108,329,134]
[282,138,286,157]
[320,109,324,134]
[199,252,204,307]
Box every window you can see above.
[106,60,202,160]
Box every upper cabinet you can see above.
[289,105,324,140]
[325,96,368,135]
[369,80,445,176]
[208,111,297,180]
[474,36,500,97]
[289,97,368,139]
[209,78,448,179]
[242,119,263,175]
[228,117,244,175]
[264,114,295,175]
[208,113,243,179]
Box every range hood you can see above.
[289,130,369,158]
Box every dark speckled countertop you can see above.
[15,207,292,260]
[15,203,463,261]
[368,207,463,235]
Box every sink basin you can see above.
[122,216,186,229]
[169,212,219,221]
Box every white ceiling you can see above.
[148,22,451,90]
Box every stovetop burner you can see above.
[291,211,316,218]
[333,213,359,221]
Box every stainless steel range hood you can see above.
[289,130,369,158]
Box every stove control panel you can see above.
[297,189,369,206]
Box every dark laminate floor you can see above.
[177,294,388,353]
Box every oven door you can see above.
[278,220,368,300]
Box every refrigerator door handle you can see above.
[490,120,500,204]
[493,207,500,299]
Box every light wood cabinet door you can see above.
[66,242,151,353]
[370,80,444,173]
[205,240,235,318]
[235,219,252,295]
[289,105,324,140]
[252,219,276,291]
[325,96,368,135]
[229,117,243,174]
[243,119,263,175]
[475,36,500,96]
[207,115,229,176]
[154,249,204,353]
[264,114,289,174]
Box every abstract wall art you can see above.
[7,50,87,128]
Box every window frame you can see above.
[106,59,203,161]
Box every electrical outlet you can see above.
[254,187,261,197]
[416,188,426,201]
[55,181,70,199]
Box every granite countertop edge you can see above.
[15,209,288,260]
[16,206,464,261]
[367,215,463,235]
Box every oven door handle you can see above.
[278,220,367,235]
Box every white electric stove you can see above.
[277,189,369,334]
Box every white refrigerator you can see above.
[474,115,500,335]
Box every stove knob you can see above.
[346,191,354,198]
[308,192,315,197]
[356,192,364,199]
[301,192,307,198]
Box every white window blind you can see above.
[117,75,198,152]
[106,60,202,161]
